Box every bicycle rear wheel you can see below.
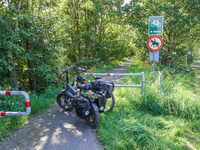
[104,90,115,112]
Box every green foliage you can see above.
[55,0,135,64]
[0,1,60,92]
[98,59,200,149]
[74,58,103,69]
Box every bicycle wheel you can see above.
[85,103,100,127]
[56,92,74,111]
[104,90,115,112]
[150,23,155,27]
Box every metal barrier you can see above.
[158,71,162,93]
[0,91,31,116]
[84,73,145,94]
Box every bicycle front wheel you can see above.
[104,90,115,112]
[56,92,74,111]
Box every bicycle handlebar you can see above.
[59,65,90,76]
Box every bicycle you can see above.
[150,20,161,27]
[56,65,115,127]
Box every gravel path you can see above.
[0,57,135,150]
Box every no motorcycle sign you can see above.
[147,36,163,51]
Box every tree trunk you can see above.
[17,57,25,91]
[8,0,23,90]
[9,50,19,90]
[27,43,36,92]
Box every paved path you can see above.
[101,57,135,83]
[0,57,135,150]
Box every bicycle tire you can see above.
[56,92,74,111]
[85,104,100,127]
[150,24,155,27]
[104,90,115,112]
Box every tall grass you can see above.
[98,59,200,149]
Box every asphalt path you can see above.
[0,57,135,150]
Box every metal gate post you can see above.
[141,72,145,94]
[0,91,31,116]
[159,71,162,93]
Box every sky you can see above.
[124,0,131,4]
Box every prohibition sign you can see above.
[147,36,163,51]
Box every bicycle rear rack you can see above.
[0,91,31,116]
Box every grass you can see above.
[0,57,132,141]
[97,59,200,150]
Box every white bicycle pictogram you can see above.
[150,20,161,27]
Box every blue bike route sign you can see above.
[149,16,164,35]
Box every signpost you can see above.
[147,36,163,77]
[147,36,163,51]
[148,16,164,77]
[149,16,164,35]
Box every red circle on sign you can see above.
[147,36,163,51]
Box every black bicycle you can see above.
[56,65,115,127]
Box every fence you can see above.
[84,73,145,94]
[0,91,31,116]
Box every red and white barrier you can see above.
[84,72,145,94]
[0,91,31,116]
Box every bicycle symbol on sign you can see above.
[150,20,161,27]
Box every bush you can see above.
[74,58,103,69]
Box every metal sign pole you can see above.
[153,51,155,77]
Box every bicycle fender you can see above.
[91,102,99,112]
[65,91,74,98]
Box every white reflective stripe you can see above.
[84,73,142,76]
[5,112,24,117]
[25,107,31,116]
[114,85,141,87]
[0,91,6,95]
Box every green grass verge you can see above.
[97,59,200,150]
[0,57,132,141]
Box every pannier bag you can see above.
[74,96,90,119]
[90,80,107,95]
[106,82,114,98]
[97,94,107,113]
